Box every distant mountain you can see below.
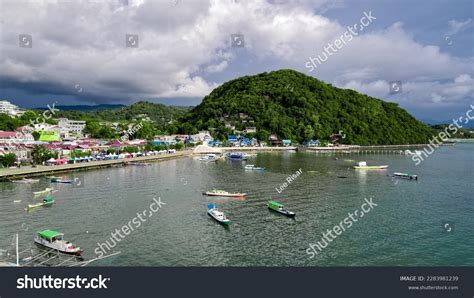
[179,69,434,145]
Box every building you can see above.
[269,134,281,146]
[58,118,86,139]
[245,127,257,134]
[0,100,25,117]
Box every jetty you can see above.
[0,151,191,181]
[303,144,428,154]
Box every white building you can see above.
[0,100,25,117]
[58,118,86,139]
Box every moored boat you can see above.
[51,179,73,184]
[267,200,295,217]
[228,152,248,160]
[203,189,246,198]
[199,154,219,162]
[33,187,54,196]
[392,172,418,180]
[49,176,61,182]
[207,204,231,225]
[244,164,265,170]
[27,197,55,210]
[11,178,39,184]
[353,161,388,170]
[34,230,83,255]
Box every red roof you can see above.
[0,131,17,138]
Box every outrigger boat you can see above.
[203,189,247,198]
[27,197,55,210]
[244,164,265,170]
[391,172,418,180]
[51,179,73,184]
[11,178,39,184]
[227,152,248,160]
[34,230,83,255]
[33,187,54,196]
[353,161,388,170]
[48,176,61,182]
[207,204,231,225]
[199,154,219,162]
[267,201,295,217]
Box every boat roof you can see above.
[38,230,63,240]
[268,200,284,207]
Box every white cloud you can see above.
[447,18,472,35]
[0,0,472,115]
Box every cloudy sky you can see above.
[0,0,472,122]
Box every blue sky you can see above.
[0,0,472,122]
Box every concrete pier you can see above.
[0,151,191,181]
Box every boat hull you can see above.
[34,239,82,255]
[204,192,246,198]
[268,207,296,217]
[353,165,388,169]
[207,211,231,225]
[27,201,54,210]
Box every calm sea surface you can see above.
[0,144,473,266]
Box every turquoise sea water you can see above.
[0,144,472,266]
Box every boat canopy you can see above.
[207,203,216,209]
[268,201,284,208]
[357,161,367,166]
[38,229,63,240]
[44,197,54,203]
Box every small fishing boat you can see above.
[27,197,55,210]
[353,161,388,170]
[34,230,83,255]
[33,187,54,196]
[203,189,246,198]
[267,200,295,217]
[207,204,231,225]
[228,153,248,160]
[11,178,39,184]
[244,164,265,170]
[51,179,73,184]
[392,172,418,180]
[49,176,61,182]
[199,154,218,162]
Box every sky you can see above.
[0,0,472,122]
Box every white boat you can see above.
[207,204,231,225]
[34,230,83,255]
[203,189,246,198]
[33,187,54,196]
[11,178,40,184]
[199,154,219,162]
[353,161,388,170]
[244,164,265,170]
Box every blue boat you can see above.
[228,153,248,160]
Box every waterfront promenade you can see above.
[0,151,191,181]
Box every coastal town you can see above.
[0,99,302,171]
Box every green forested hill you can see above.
[178,69,433,145]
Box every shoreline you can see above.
[0,151,191,181]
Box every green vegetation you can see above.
[31,145,56,165]
[0,153,17,167]
[55,101,190,138]
[178,69,434,145]
[431,124,474,139]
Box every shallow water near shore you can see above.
[0,144,472,266]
